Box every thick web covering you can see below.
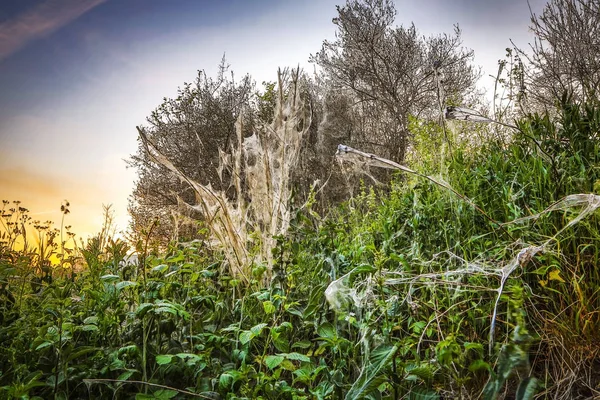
[331,144,600,354]
[139,69,310,281]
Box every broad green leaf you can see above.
[464,342,484,353]
[263,300,276,314]
[219,372,233,390]
[83,316,99,325]
[154,306,177,316]
[250,323,268,336]
[166,253,185,263]
[116,281,137,291]
[271,330,290,352]
[351,264,377,275]
[404,364,433,381]
[317,322,336,339]
[35,341,53,351]
[239,330,253,345]
[280,359,296,371]
[153,389,178,399]
[265,355,285,369]
[136,303,154,317]
[151,264,168,273]
[82,324,99,332]
[117,370,135,381]
[409,387,440,400]
[286,308,304,318]
[175,353,202,363]
[100,274,120,282]
[156,355,173,365]
[292,340,312,349]
[410,321,426,334]
[293,367,311,384]
[345,344,398,400]
[118,345,139,356]
[284,352,310,362]
[135,394,154,399]
[469,359,491,372]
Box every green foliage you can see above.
[1,99,600,398]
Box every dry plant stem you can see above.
[83,379,210,398]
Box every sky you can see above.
[0,0,546,240]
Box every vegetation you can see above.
[3,96,600,399]
[2,0,600,399]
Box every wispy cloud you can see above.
[0,0,106,62]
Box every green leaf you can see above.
[219,372,233,390]
[263,300,276,314]
[135,394,154,400]
[116,281,137,291]
[303,284,325,318]
[166,253,185,263]
[284,352,310,362]
[151,264,168,273]
[35,341,53,351]
[280,359,296,371]
[292,340,312,350]
[286,308,303,318]
[469,359,491,372]
[153,389,178,399]
[239,330,253,345]
[265,355,285,369]
[317,322,336,339]
[66,346,98,362]
[136,303,154,317]
[250,323,268,336]
[118,345,139,356]
[83,316,99,325]
[156,355,173,365]
[404,364,433,382]
[516,377,539,400]
[464,342,484,353]
[410,321,426,334]
[279,321,293,330]
[116,370,135,381]
[82,324,99,332]
[351,264,377,275]
[175,353,202,363]
[409,387,440,400]
[271,330,290,353]
[153,306,179,316]
[345,344,398,400]
[100,274,120,282]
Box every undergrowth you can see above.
[1,98,599,399]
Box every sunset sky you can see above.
[0,0,545,240]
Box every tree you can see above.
[312,0,478,163]
[137,69,311,279]
[127,59,254,244]
[521,0,600,108]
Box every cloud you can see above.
[0,0,106,62]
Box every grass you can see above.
[0,97,599,399]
